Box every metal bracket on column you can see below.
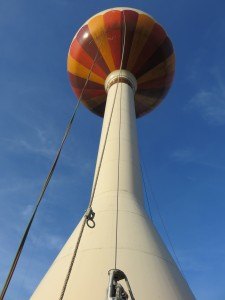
[107,269,135,300]
[85,207,95,228]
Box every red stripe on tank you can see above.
[68,73,104,90]
[135,37,174,78]
[72,86,105,100]
[138,73,174,89]
[92,101,107,117]
[122,10,139,69]
[103,10,122,69]
[132,23,167,76]
[70,39,107,79]
[136,87,169,98]
[75,25,110,75]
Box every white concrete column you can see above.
[91,70,143,217]
[30,70,195,300]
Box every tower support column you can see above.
[92,70,143,213]
[31,70,195,300]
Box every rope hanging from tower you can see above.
[139,157,185,278]
[0,34,100,300]
[114,10,126,271]
[59,10,129,300]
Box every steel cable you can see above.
[59,11,127,299]
[114,10,126,270]
[140,160,185,277]
[0,41,97,300]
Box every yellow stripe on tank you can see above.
[127,14,155,71]
[88,14,115,72]
[67,55,105,85]
[137,54,175,84]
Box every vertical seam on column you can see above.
[114,82,122,269]
[114,10,126,270]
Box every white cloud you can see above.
[170,147,225,171]
[171,148,194,163]
[179,250,207,273]
[19,138,56,157]
[22,204,33,218]
[1,131,56,159]
[30,232,64,251]
[178,246,225,274]
[189,71,225,125]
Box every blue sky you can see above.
[0,0,225,299]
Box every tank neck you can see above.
[105,70,137,93]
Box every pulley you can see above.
[107,269,135,300]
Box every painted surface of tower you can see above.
[31,8,195,299]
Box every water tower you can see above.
[31,8,195,299]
